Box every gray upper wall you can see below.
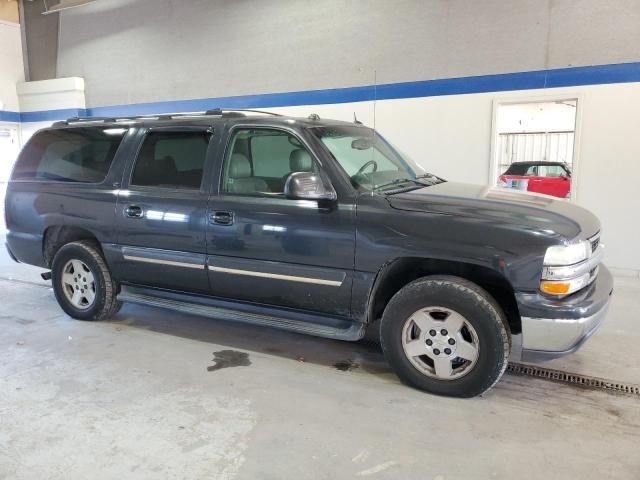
[20,0,59,81]
[56,0,640,108]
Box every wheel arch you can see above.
[367,257,521,335]
[42,225,102,267]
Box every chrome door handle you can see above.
[210,211,233,225]
[124,205,144,218]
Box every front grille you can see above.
[589,233,600,253]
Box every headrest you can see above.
[289,149,313,172]
[228,153,251,178]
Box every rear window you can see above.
[12,127,127,183]
[130,131,210,190]
[503,164,529,176]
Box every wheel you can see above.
[51,240,122,321]
[380,275,510,398]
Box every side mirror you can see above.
[284,172,337,201]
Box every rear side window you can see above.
[12,127,126,183]
[130,131,210,190]
[526,165,566,177]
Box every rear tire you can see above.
[51,240,121,321]
[380,275,510,398]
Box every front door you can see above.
[206,126,355,317]
[526,164,571,198]
[112,127,214,293]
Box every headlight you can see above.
[543,240,590,266]
[540,272,593,296]
[540,237,602,297]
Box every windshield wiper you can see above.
[373,178,421,192]
[374,175,441,192]
[415,173,445,183]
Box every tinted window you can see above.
[222,129,317,196]
[503,164,525,176]
[504,163,569,177]
[12,127,126,182]
[533,165,566,177]
[131,131,210,189]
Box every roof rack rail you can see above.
[56,108,282,125]
[65,116,118,123]
[58,116,151,125]
[204,108,282,117]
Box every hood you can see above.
[386,182,599,241]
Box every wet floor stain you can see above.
[207,350,251,372]
[334,359,359,372]
[263,347,283,354]
[15,318,35,325]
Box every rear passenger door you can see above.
[110,127,214,293]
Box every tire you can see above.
[380,275,510,398]
[51,240,122,321]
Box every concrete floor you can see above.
[1,225,639,478]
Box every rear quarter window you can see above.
[11,127,127,183]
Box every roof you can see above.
[507,161,569,167]
[50,109,359,130]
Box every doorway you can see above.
[490,99,578,199]
[0,123,20,232]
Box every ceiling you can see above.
[41,0,96,14]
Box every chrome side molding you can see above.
[122,254,205,269]
[208,265,343,287]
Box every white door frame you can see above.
[0,122,22,183]
[489,91,584,202]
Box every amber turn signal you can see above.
[540,281,571,295]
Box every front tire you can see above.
[380,275,510,398]
[51,240,121,321]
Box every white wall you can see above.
[16,77,87,143]
[17,77,86,113]
[0,20,23,112]
[19,121,51,142]
[12,78,639,273]
[497,101,577,133]
[15,80,639,272]
[0,20,24,182]
[266,82,640,274]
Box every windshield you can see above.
[310,125,442,192]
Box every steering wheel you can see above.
[354,160,378,177]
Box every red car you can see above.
[498,161,572,198]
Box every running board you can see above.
[117,286,365,341]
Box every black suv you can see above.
[4,109,613,397]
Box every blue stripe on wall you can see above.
[0,110,21,122]
[15,61,640,122]
[19,108,87,123]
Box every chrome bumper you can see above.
[515,264,613,363]
[520,302,609,362]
